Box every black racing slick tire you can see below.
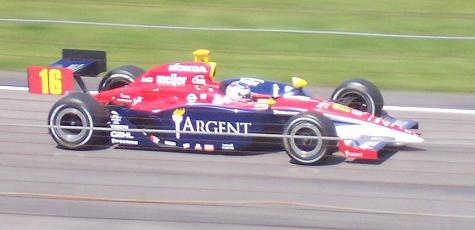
[330,79,384,117]
[98,65,144,92]
[283,112,337,165]
[48,92,109,150]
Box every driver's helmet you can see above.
[225,81,251,101]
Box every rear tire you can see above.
[283,112,337,165]
[98,65,144,92]
[48,93,109,150]
[330,79,384,116]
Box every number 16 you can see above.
[39,68,63,95]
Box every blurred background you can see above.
[1,0,474,92]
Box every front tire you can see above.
[283,112,337,165]
[48,93,109,150]
[98,65,144,92]
[330,79,384,116]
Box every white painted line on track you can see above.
[0,85,473,115]
[1,18,475,40]
[0,86,28,91]
[384,106,475,115]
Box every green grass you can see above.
[0,0,475,92]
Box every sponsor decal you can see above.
[111,139,138,145]
[199,93,207,100]
[172,108,252,139]
[156,73,187,86]
[194,143,202,150]
[381,119,391,127]
[192,75,206,85]
[66,64,85,71]
[111,130,134,139]
[140,76,154,83]
[186,93,197,103]
[110,111,137,144]
[164,140,177,146]
[172,108,186,139]
[116,98,132,103]
[273,110,299,116]
[221,143,234,150]
[150,135,160,144]
[345,150,363,158]
[204,144,214,151]
[351,109,364,116]
[183,143,190,149]
[132,96,143,106]
[316,102,331,110]
[119,93,130,99]
[238,78,264,86]
[168,63,207,73]
[110,124,134,141]
[110,111,122,125]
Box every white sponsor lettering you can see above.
[110,124,129,130]
[111,138,138,145]
[273,110,299,116]
[150,135,160,144]
[199,93,207,100]
[111,131,134,139]
[351,109,364,116]
[168,63,208,73]
[186,93,197,103]
[221,143,234,150]
[156,73,187,86]
[192,75,206,85]
[164,140,176,146]
[110,111,122,125]
[132,96,143,106]
[179,117,252,134]
[345,150,363,158]
[66,64,85,71]
[204,144,214,151]
[120,93,130,99]
[172,108,252,139]
[195,143,202,150]
[140,76,154,83]
[183,143,190,149]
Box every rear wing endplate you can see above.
[28,49,107,95]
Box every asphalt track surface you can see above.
[0,71,474,229]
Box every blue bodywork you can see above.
[108,105,293,152]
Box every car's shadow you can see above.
[72,143,426,166]
[347,146,426,165]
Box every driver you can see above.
[224,81,252,102]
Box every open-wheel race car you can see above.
[30,49,423,165]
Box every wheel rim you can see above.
[50,106,93,147]
[337,91,374,114]
[288,122,323,159]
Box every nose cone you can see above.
[401,132,424,144]
[412,135,424,144]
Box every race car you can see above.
[31,49,423,165]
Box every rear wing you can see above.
[28,49,107,95]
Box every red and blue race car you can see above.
[35,49,422,165]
